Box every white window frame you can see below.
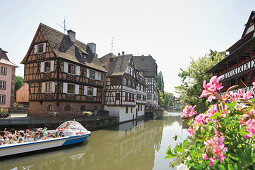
[1,66,7,75]
[0,95,5,104]
[0,81,6,89]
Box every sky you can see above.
[0,0,254,94]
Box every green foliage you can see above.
[15,76,24,92]
[164,92,174,109]
[158,90,165,107]
[157,71,164,92]
[175,50,225,113]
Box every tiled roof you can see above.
[21,23,106,72]
[106,55,132,76]
[133,55,157,77]
[0,48,18,67]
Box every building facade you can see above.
[209,11,255,92]
[0,49,17,108]
[16,83,29,105]
[133,55,158,109]
[21,23,106,118]
[100,53,147,122]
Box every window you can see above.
[89,70,95,79]
[129,93,132,101]
[130,107,133,113]
[87,87,93,96]
[126,107,129,113]
[47,105,53,111]
[0,81,6,89]
[81,105,86,111]
[1,66,7,75]
[148,85,152,91]
[116,93,120,100]
[0,95,5,104]
[45,82,52,92]
[64,105,71,111]
[125,92,128,101]
[147,94,152,100]
[123,78,127,86]
[148,78,152,83]
[67,84,75,94]
[68,64,76,74]
[38,44,44,53]
[44,62,51,72]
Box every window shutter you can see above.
[75,66,80,76]
[43,43,47,52]
[51,82,55,93]
[95,72,98,80]
[50,61,54,72]
[75,85,79,94]
[64,62,68,73]
[41,82,45,93]
[40,62,45,72]
[86,69,90,77]
[63,83,67,93]
[93,88,97,96]
[84,86,88,95]
[34,45,38,54]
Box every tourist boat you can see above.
[0,121,91,157]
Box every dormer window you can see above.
[81,53,87,61]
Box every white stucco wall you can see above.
[105,105,145,123]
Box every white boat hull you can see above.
[0,134,89,157]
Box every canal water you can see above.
[0,112,188,170]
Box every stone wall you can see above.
[29,101,103,118]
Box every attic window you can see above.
[38,44,44,53]
[81,53,87,60]
[141,58,144,61]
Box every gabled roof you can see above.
[106,54,133,76]
[133,55,157,77]
[21,23,106,72]
[242,11,255,38]
[0,48,18,67]
[99,53,117,68]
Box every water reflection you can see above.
[0,112,188,170]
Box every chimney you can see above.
[67,30,76,43]
[122,51,125,55]
[118,53,120,56]
[88,42,96,55]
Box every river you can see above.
[0,112,188,170]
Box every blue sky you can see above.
[0,0,254,93]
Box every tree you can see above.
[15,76,24,100]
[15,76,24,92]
[175,50,225,113]
[164,92,173,109]
[157,71,164,92]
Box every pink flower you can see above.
[181,105,197,118]
[187,126,194,136]
[200,76,223,102]
[204,135,227,166]
[202,153,208,160]
[244,119,255,139]
[209,156,217,166]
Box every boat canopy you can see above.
[57,121,86,131]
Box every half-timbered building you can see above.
[100,53,147,122]
[209,11,255,92]
[21,23,106,117]
[133,55,158,109]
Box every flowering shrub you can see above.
[165,76,255,169]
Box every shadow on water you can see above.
[0,112,189,170]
